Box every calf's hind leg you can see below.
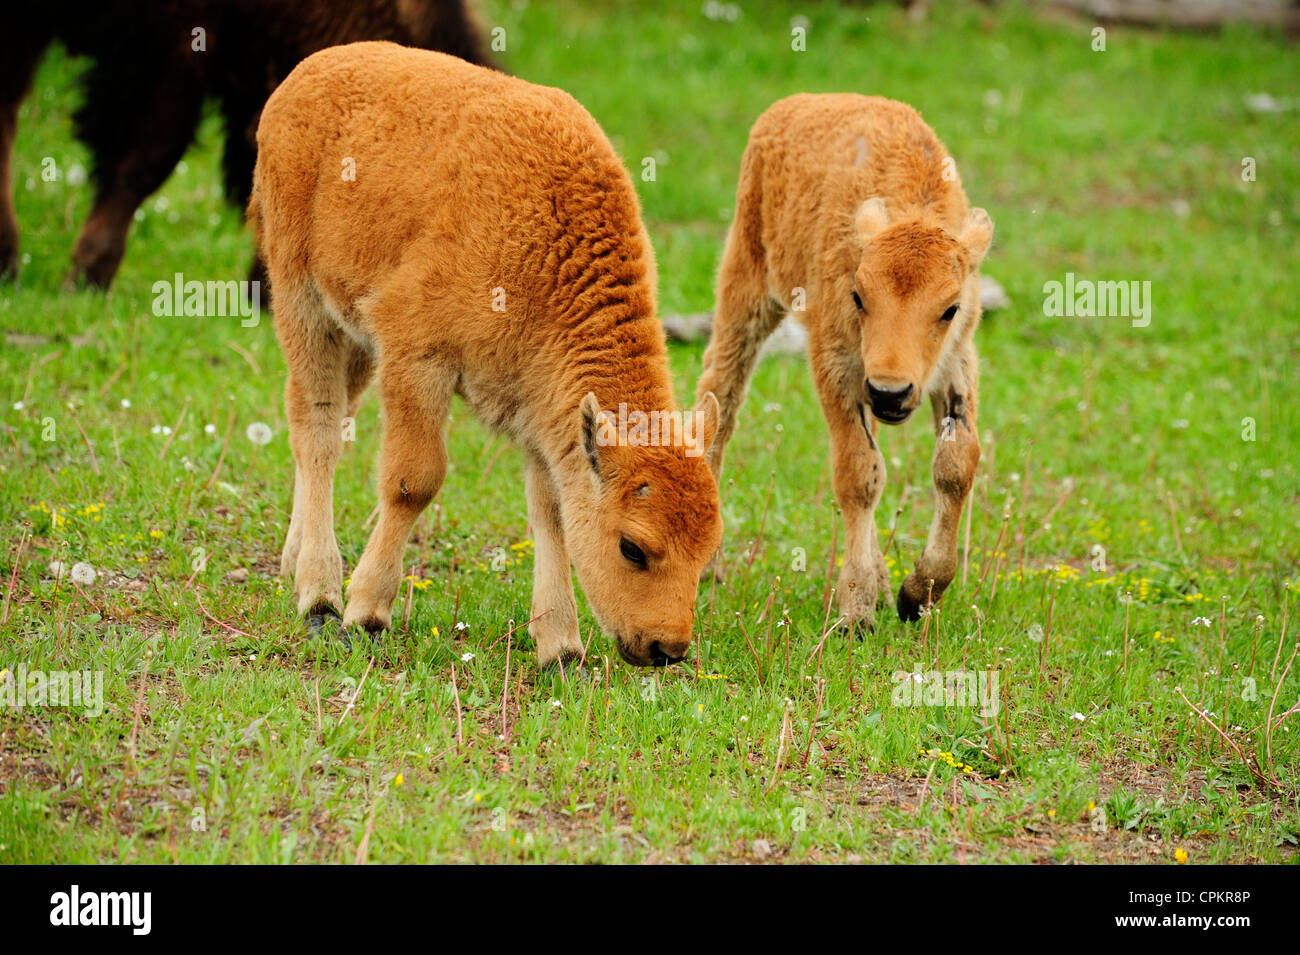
[278,291,353,620]
[281,342,373,587]
[343,358,452,634]
[694,225,784,578]
[695,222,785,486]
[897,346,981,621]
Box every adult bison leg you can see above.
[218,89,270,297]
[694,224,783,579]
[66,78,202,288]
[0,35,48,281]
[343,355,452,634]
[525,454,583,668]
[810,331,889,635]
[898,343,981,622]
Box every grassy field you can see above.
[1,0,1298,863]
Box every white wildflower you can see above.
[246,422,273,445]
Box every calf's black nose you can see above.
[648,640,686,667]
[866,380,915,421]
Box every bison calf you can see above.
[697,94,993,631]
[252,42,723,668]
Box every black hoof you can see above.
[355,615,387,636]
[542,651,588,678]
[896,587,926,623]
[338,619,387,650]
[307,607,342,636]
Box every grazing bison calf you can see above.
[251,43,723,668]
[696,94,993,631]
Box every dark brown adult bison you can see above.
[0,0,495,289]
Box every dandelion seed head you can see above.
[246,422,273,446]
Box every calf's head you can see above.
[851,198,993,424]
[562,393,723,666]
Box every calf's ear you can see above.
[579,392,624,480]
[854,197,889,247]
[958,207,994,265]
[692,391,720,456]
[580,392,615,481]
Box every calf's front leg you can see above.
[811,341,891,634]
[897,349,981,621]
[524,455,584,668]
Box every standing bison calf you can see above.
[697,94,993,631]
[251,42,723,668]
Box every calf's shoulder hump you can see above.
[264,41,593,144]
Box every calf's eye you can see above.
[852,291,865,312]
[940,305,959,323]
[619,537,648,569]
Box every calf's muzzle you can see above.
[866,379,917,423]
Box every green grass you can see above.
[2,0,1298,863]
